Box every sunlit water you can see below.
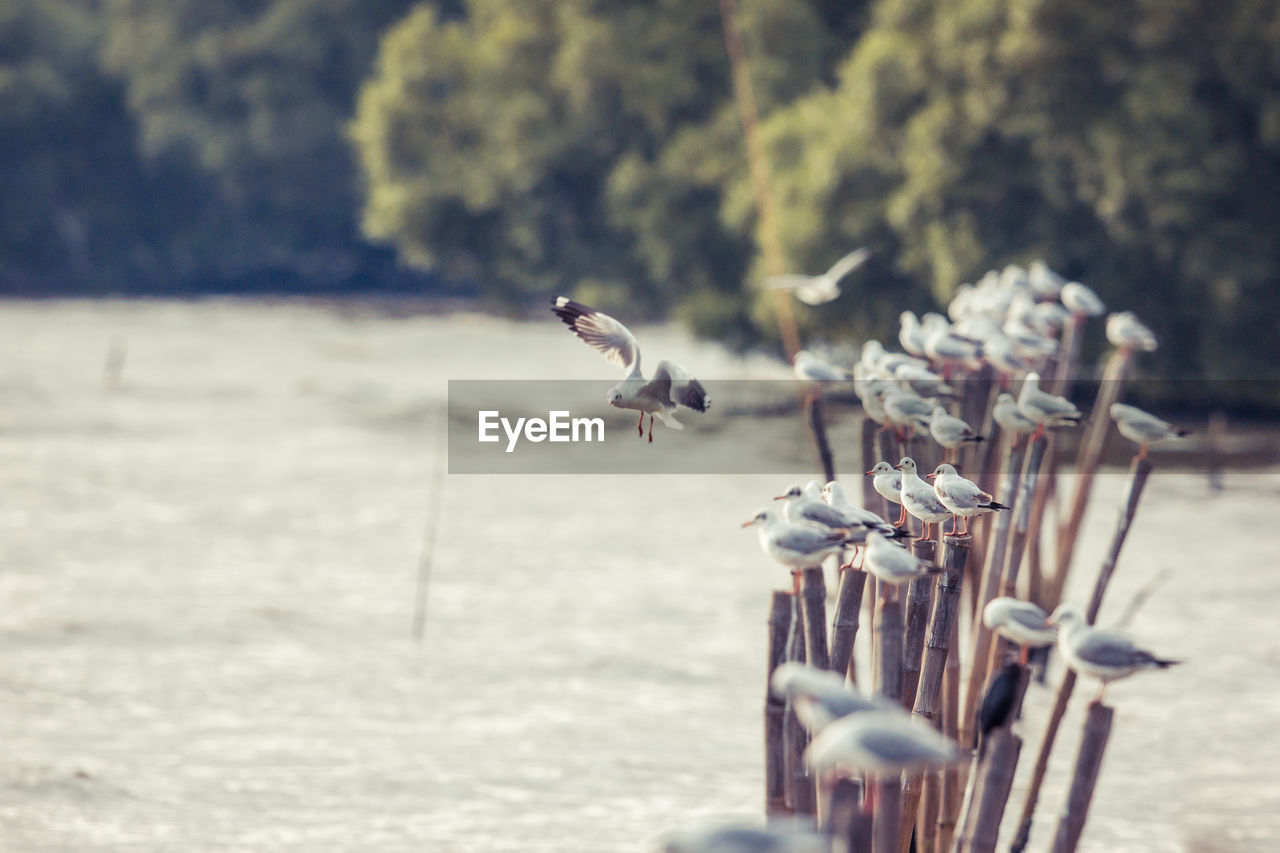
[0,299,1277,851]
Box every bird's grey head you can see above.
[821,481,844,502]
[803,480,824,497]
[928,463,957,480]
[606,388,623,407]
[866,461,895,476]
[775,484,803,501]
[895,457,917,474]
[742,507,775,528]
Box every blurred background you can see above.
[5,0,1280,401]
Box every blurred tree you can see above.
[98,0,428,289]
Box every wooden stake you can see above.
[1048,348,1134,606]
[783,591,815,815]
[830,567,870,682]
[801,566,830,671]
[765,590,793,815]
[1010,457,1152,852]
[901,538,938,710]
[954,728,1023,853]
[873,581,904,852]
[898,535,969,851]
[1050,703,1115,853]
[806,393,837,484]
[830,778,874,853]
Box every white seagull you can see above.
[1061,281,1105,317]
[1109,403,1190,460]
[864,461,906,526]
[770,663,894,733]
[1017,372,1083,439]
[763,248,871,306]
[806,710,966,776]
[992,391,1040,445]
[982,597,1057,663]
[793,350,853,386]
[1049,604,1180,702]
[929,406,985,460]
[552,297,709,442]
[895,457,952,541]
[742,507,852,591]
[862,532,944,585]
[927,463,1010,535]
[1106,311,1158,352]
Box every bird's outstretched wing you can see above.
[652,360,710,412]
[825,247,871,281]
[762,274,816,292]
[550,297,640,374]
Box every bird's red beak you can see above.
[773,494,788,500]
[926,473,937,480]
[741,519,755,528]
[893,465,902,470]
[864,469,875,475]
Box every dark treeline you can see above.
[5,1,1280,398]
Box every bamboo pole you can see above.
[830,778,874,853]
[939,646,962,853]
[901,538,938,710]
[783,592,816,815]
[1050,703,1115,853]
[958,437,1027,756]
[898,535,969,851]
[873,581,905,853]
[802,566,831,671]
[1047,348,1134,607]
[806,393,838,484]
[830,567,870,682]
[765,590,793,815]
[1010,456,1152,852]
[953,728,1023,853]
[861,418,881,510]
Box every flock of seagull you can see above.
[550,259,1187,850]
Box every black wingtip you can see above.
[988,501,1012,511]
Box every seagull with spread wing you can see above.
[762,248,871,306]
[551,297,710,442]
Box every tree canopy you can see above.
[1,0,1277,394]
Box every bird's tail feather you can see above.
[654,410,683,430]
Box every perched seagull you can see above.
[862,531,945,585]
[776,481,862,531]
[742,507,852,591]
[895,457,952,541]
[1106,311,1158,352]
[923,314,981,375]
[929,406,985,460]
[882,388,934,437]
[982,597,1057,663]
[982,332,1036,378]
[855,374,892,426]
[976,660,1022,757]
[763,248,871,306]
[992,392,1040,445]
[1028,260,1067,301]
[771,663,893,733]
[899,311,930,357]
[927,463,1010,535]
[821,481,910,567]
[1017,372,1083,440]
[864,461,906,526]
[894,362,954,399]
[793,350,852,387]
[1109,403,1190,460]
[1049,604,1181,702]
[1061,281,1105,318]
[551,297,709,442]
[806,709,966,776]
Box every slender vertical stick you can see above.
[765,591,793,815]
[802,566,830,670]
[1049,348,1134,605]
[861,418,881,509]
[958,438,1026,756]
[901,538,938,710]
[899,535,968,851]
[783,592,817,815]
[806,393,838,484]
[939,641,962,853]
[1010,457,1152,852]
[1050,703,1115,853]
[954,728,1023,853]
[830,778,874,853]
[411,410,448,641]
[831,567,870,681]
[873,582,904,853]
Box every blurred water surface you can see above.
[0,299,1276,851]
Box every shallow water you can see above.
[0,299,1277,851]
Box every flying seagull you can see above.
[551,297,709,442]
[763,248,871,306]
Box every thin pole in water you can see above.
[411,409,448,642]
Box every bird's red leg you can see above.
[647,415,654,443]
[1019,645,1029,665]
[636,411,643,437]
[1138,444,1148,461]
[895,504,908,526]
[1031,423,1044,442]
[791,571,802,595]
